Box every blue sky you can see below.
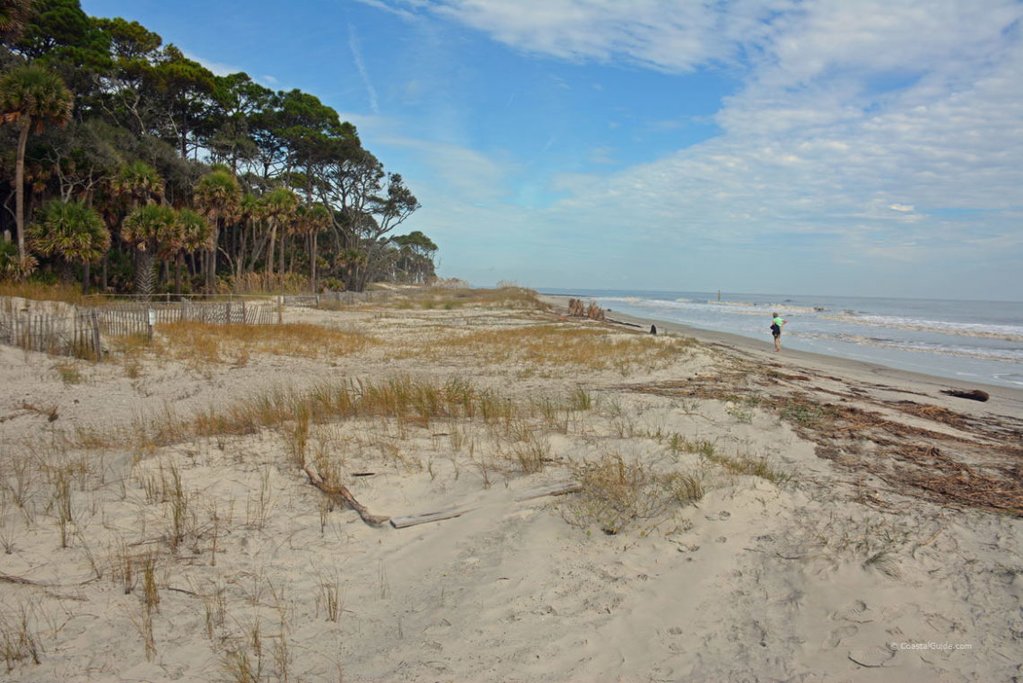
[80,0,1023,300]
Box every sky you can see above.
[79,0,1023,300]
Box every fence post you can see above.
[91,310,101,360]
[241,300,247,324]
[277,296,283,324]
[147,308,155,342]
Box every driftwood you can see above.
[514,480,582,501]
[390,506,471,529]
[390,480,581,529]
[303,464,390,527]
[940,389,990,402]
[0,571,41,585]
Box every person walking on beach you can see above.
[770,312,785,352]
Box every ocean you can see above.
[541,289,1023,389]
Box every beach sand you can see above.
[1,289,1021,682]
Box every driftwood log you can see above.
[303,463,390,527]
[940,389,990,402]
[389,480,581,529]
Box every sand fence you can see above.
[0,295,279,359]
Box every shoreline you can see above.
[539,293,1023,409]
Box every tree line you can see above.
[0,0,438,296]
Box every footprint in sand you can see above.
[825,624,859,648]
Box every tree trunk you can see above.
[175,253,182,296]
[82,262,90,294]
[14,120,30,262]
[206,220,219,295]
[266,223,276,276]
[135,247,155,301]
[279,229,286,277]
[311,232,318,292]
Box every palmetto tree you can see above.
[261,187,297,277]
[297,202,331,291]
[194,168,240,293]
[111,161,164,209]
[0,64,74,269]
[0,0,34,43]
[27,199,110,292]
[122,204,178,300]
[237,191,262,278]
[172,208,211,295]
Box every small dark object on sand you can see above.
[940,389,989,402]
[650,324,657,335]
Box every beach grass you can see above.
[154,321,375,364]
[389,324,694,373]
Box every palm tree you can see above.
[122,204,178,300]
[0,0,34,43]
[0,64,74,269]
[111,161,164,209]
[194,168,240,294]
[297,202,331,291]
[0,240,34,281]
[174,208,211,295]
[261,187,297,278]
[27,199,110,292]
[236,192,262,279]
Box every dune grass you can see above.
[389,285,548,311]
[391,324,694,373]
[0,282,106,306]
[153,321,375,364]
[565,452,704,535]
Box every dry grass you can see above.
[0,282,106,306]
[0,604,40,672]
[154,321,374,364]
[667,433,789,484]
[393,324,693,373]
[369,285,548,311]
[565,452,704,535]
[70,375,585,457]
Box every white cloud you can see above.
[366,0,1023,293]
[348,24,380,114]
[182,51,241,77]
[387,0,788,71]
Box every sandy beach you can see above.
[1,288,1021,682]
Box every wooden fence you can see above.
[0,298,278,360]
[0,310,102,359]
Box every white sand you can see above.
[1,293,1020,682]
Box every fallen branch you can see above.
[303,463,389,527]
[940,389,989,402]
[390,506,470,529]
[391,480,581,529]
[0,571,41,585]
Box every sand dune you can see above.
[1,291,1020,682]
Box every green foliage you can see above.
[0,2,430,294]
[122,204,178,249]
[112,160,164,206]
[0,63,75,131]
[28,198,110,265]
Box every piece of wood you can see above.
[514,480,582,502]
[0,571,41,585]
[391,481,582,529]
[940,389,989,402]
[303,464,389,527]
[389,506,471,529]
